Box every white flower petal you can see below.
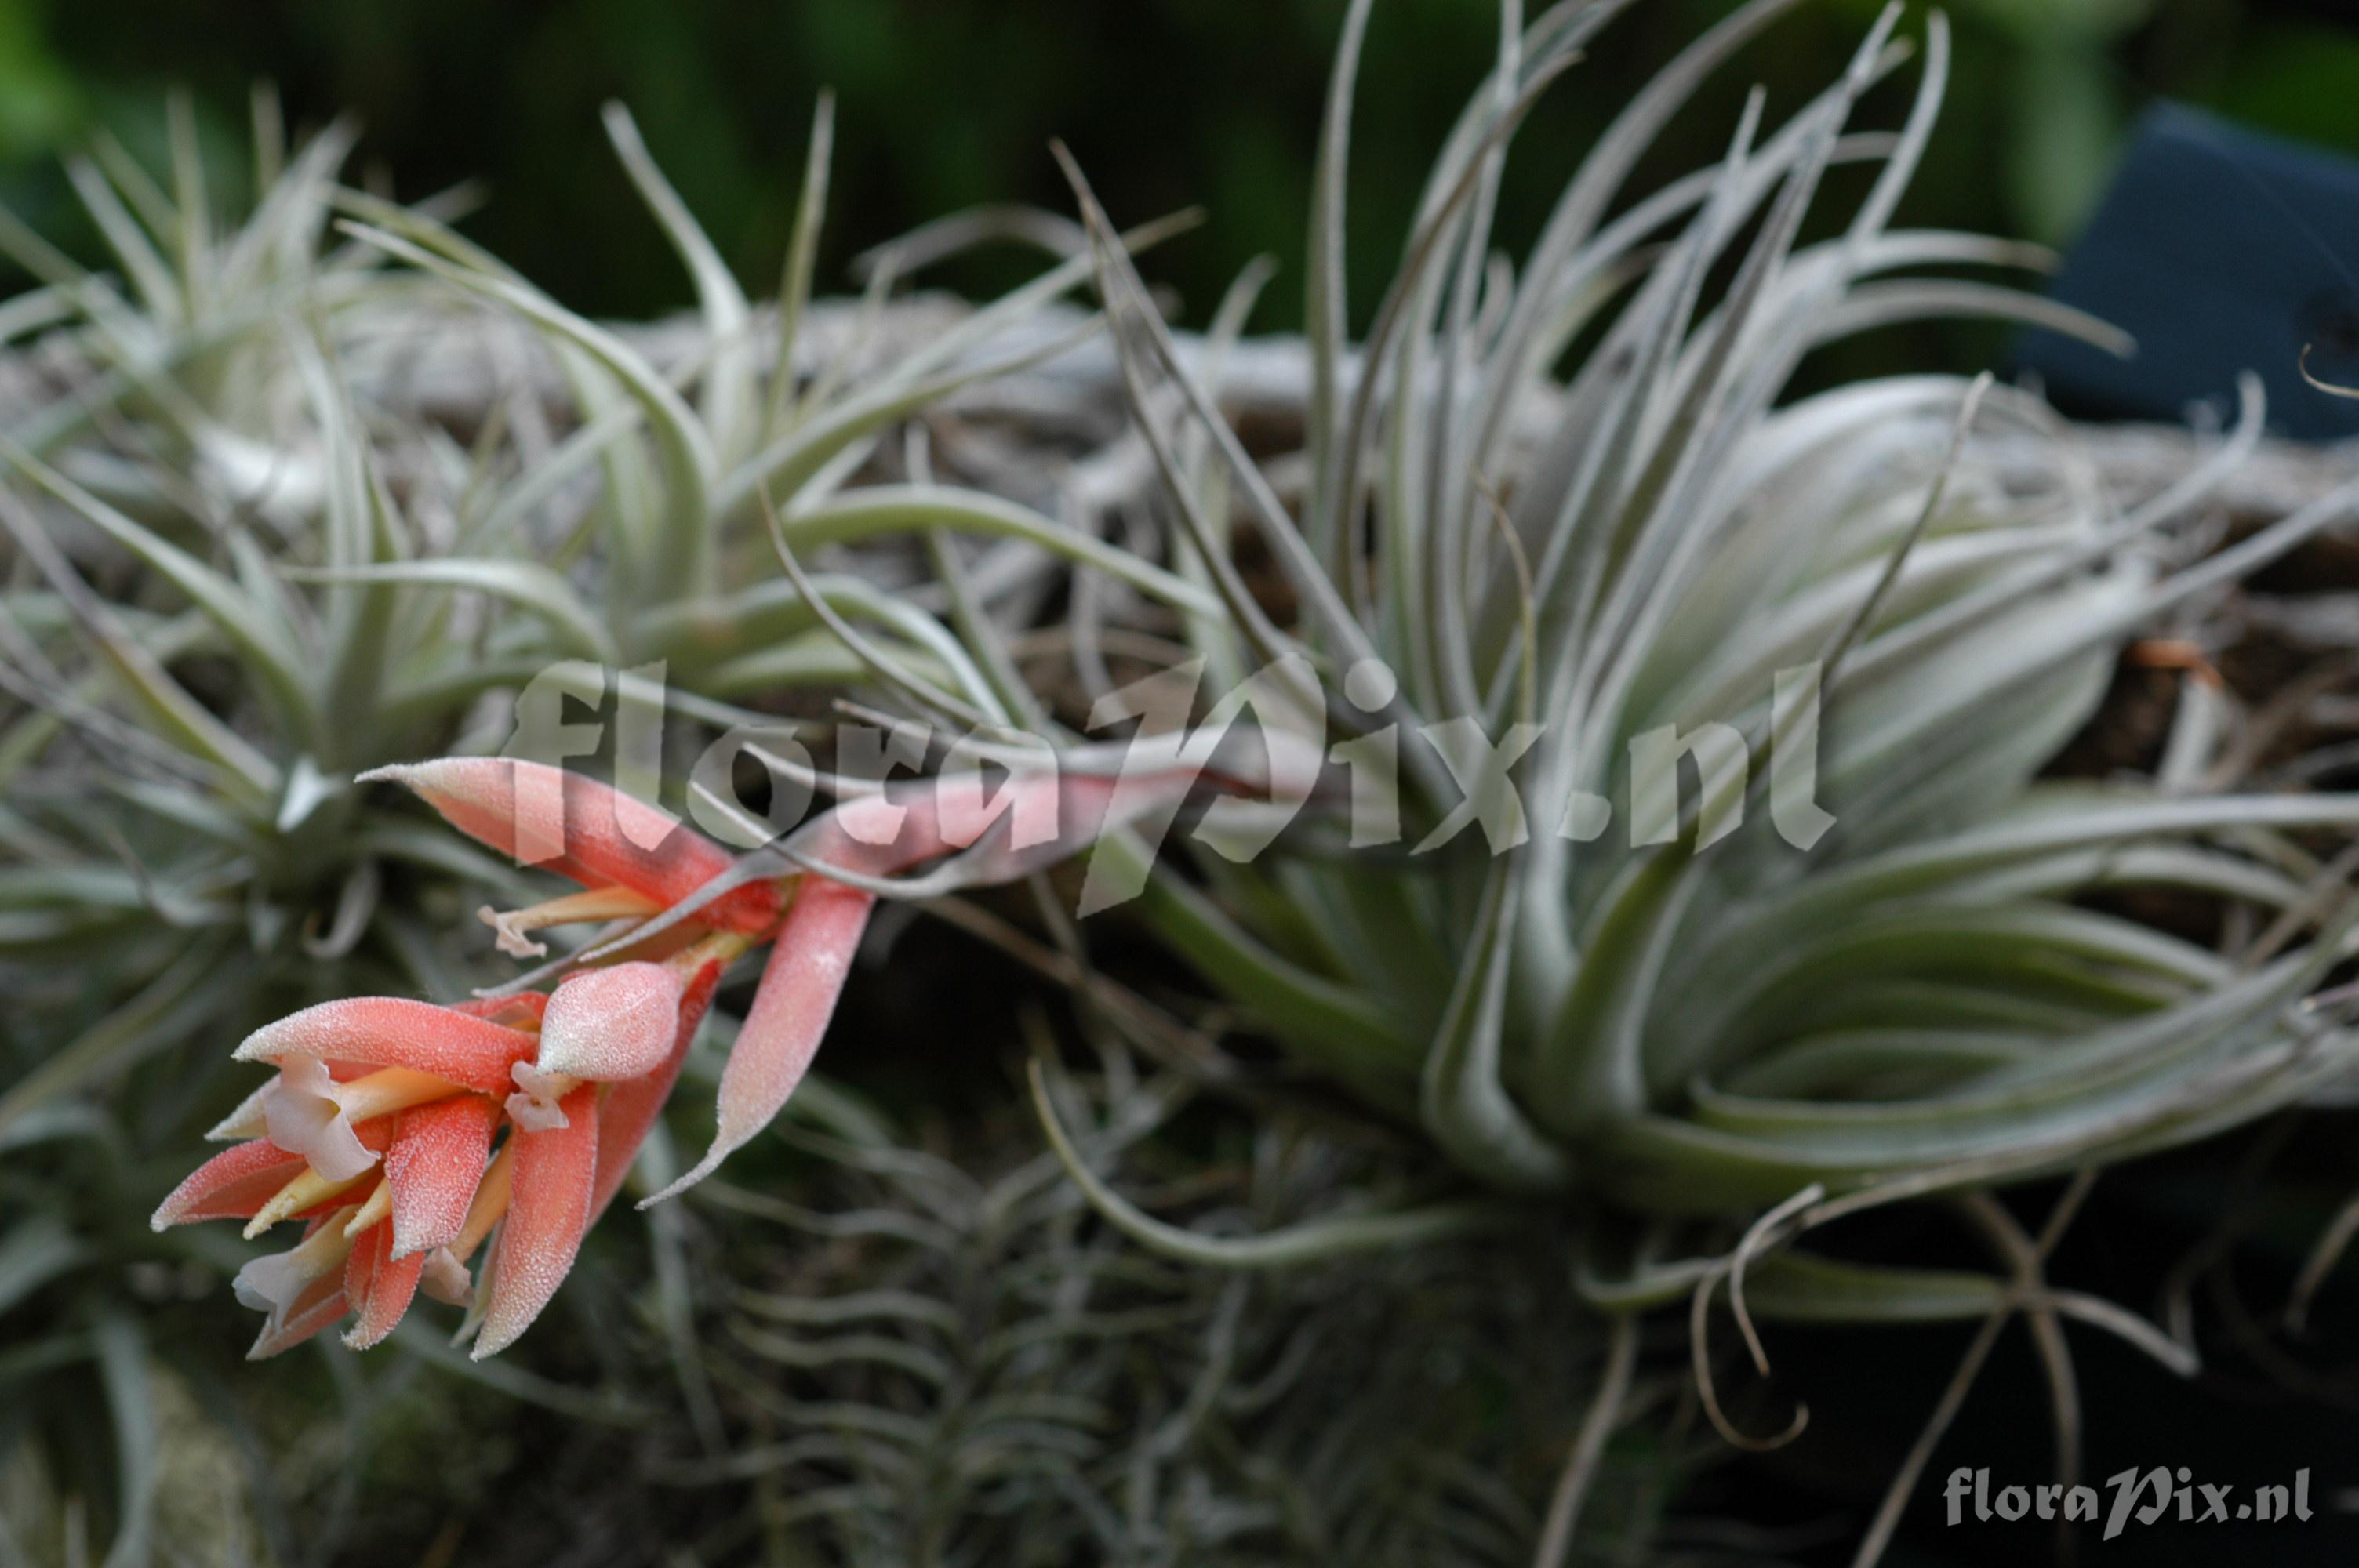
[262,1055,381,1182]
[504,1061,574,1132]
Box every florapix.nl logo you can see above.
[489,650,1843,911]
[1946,1466,2315,1540]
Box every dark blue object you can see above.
[2015,104,2359,441]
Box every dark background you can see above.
[3,0,2357,343]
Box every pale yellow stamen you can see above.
[338,1066,472,1123]
[260,1064,473,1186]
[343,1178,394,1239]
[233,1204,359,1327]
[245,1163,372,1239]
[448,1137,518,1265]
[661,927,754,981]
[300,1208,360,1282]
[479,885,663,958]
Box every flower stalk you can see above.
[158,747,1284,1356]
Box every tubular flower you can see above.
[157,956,725,1359]
[166,749,1296,1356]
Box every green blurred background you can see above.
[0,0,2353,336]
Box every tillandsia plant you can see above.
[0,93,1200,1560]
[11,7,2358,1564]
[922,0,2359,1522]
[0,85,1205,1047]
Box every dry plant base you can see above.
[657,1047,1671,1568]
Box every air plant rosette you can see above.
[976,0,2359,1541]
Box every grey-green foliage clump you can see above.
[13,1051,1677,1568]
[1013,0,2359,1334]
[6,0,2359,1560]
[0,88,1140,1565]
[661,1054,1668,1568]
